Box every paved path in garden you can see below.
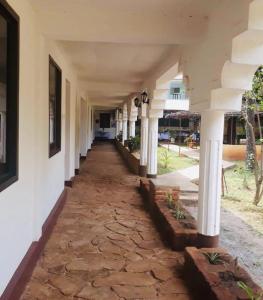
[161,144,235,171]
[21,142,193,300]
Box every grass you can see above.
[157,147,263,235]
[222,161,263,235]
[157,146,198,175]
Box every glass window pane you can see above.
[0,15,7,164]
[49,57,61,157]
[49,63,56,145]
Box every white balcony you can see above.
[165,94,190,110]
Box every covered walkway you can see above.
[21,142,192,300]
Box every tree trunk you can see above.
[245,98,256,171]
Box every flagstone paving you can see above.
[21,142,193,300]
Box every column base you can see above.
[147,174,157,179]
[139,165,147,177]
[197,233,219,248]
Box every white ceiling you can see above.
[30,0,218,107]
[60,41,176,103]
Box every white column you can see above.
[197,110,225,247]
[122,104,128,143]
[119,113,123,132]
[129,120,136,138]
[147,117,159,178]
[140,117,148,166]
[116,109,119,137]
[122,120,127,143]
[139,117,148,177]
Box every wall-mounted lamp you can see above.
[134,91,150,108]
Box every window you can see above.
[49,56,62,157]
[0,2,19,192]
[100,113,110,129]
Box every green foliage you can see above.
[237,281,263,300]
[166,192,175,209]
[117,132,122,141]
[172,205,186,220]
[203,252,223,265]
[184,136,192,144]
[168,129,177,139]
[127,135,140,153]
[160,149,172,169]
[244,66,263,104]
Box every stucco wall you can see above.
[0,0,89,295]
[223,144,262,161]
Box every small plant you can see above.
[160,149,172,169]
[203,252,223,265]
[172,205,186,220]
[184,136,193,144]
[127,135,140,153]
[117,132,123,141]
[166,192,175,209]
[233,165,251,190]
[237,281,263,300]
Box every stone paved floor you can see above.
[21,142,193,300]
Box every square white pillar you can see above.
[197,110,225,247]
[147,117,159,178]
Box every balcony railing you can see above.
[169,93,187,100]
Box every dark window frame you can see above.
[0,1,19,192]
[49,56,62,158]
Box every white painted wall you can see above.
[0,0,83,295]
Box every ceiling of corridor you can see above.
[30,0,219,107]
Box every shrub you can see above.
[166,192,175,209]
[127,135,140,153]
[160,149,172,169]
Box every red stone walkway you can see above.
[21,142,193,300]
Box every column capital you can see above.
[147,108,163,119]
[129,117,137,122]
[191,88,243,113]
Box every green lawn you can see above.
[157,148,263,234]
[157,146,198,175]
[222,162,263,234]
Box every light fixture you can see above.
[141,91,149,104]
[134,91,150,108]
[134,97,141,108]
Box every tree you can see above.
[242,66,263,205]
